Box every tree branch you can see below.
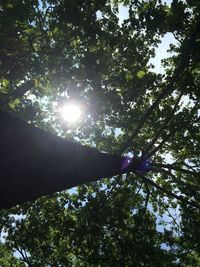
[145,92,183,155]
[16,246,32,267]
[120,16,200,153]
[1,80,35,107]
[136,173,200,209]
[10,80,35,100]
[144,184,150,213]
[0,111,147,209]
[147,124,185,158]
[152,163,198,176]
[154,168,196,189]
[147,115,200,158]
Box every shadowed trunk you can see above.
[0,111,138,209]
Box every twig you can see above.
[16,246,32,267]
[144,184,150,213]
[146,124,185,158]
[145,92,183,155]
[147,115,200,158]
[152,163,198,176]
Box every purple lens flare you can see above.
[121,157,133,171]
[121,157,151,172]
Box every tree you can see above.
[0,0,200,266]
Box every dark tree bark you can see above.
[0,111,142,209]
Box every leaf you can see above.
[136,70,146,79]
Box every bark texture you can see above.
[0,111,140,209]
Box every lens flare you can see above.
[61,103,82,123]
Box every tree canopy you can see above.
[0,0,200,266]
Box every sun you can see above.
[61,103,82,123]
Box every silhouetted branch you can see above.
[144,184,150,213]
[10,80,35,100]
[136,173,200,209]
[147,114,200,158]
[1,80,35,107]
[152,163,198,176]
[153,168,199,203]
[147,125,184,158]
[145,92,183,154]
[16,246,32,267]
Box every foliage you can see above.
[0,0,200,266]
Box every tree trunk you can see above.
[0,111,138,209]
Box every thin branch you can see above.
[147,115,200,158]
[136,172,200,209]
[147,124,184,158]
[183,161,199,172]
[150,193,181,234]
[16,246,32,267]
[145,92,183,155]
[135,181,143,195]
[144,184,150,213]
[106,175,123,200]
[155,168,196,189]
[153,168,200,203]
[152,163,198,176]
